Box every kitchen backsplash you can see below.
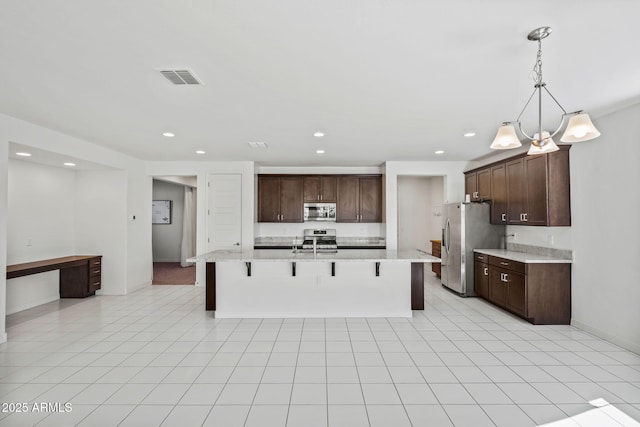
[254,222,385,238]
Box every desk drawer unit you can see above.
[60,256,102,298]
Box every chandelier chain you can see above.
[531,39,543,85]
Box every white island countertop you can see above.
[474,249,572,264]
[188,249,440,263]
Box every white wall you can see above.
[152,180,185,262]
[6,160,77,313]
[75,170,129,295]
[384,161,467,250]
[0,141,8,341]
[397,176,444,252]
[568,102,640,353]
[126,169,153,294]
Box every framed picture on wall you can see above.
[152,200,172,224]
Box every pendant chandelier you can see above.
[490,27,601,154]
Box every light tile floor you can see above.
[1,273,639,426]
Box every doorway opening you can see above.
[397,174,444,258]
[152,176,197,285]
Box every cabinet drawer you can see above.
[89,276,101,291]
[89,266,102,277]
[489,256,525,274]
[89,257,101,268]
[474,253,489,263]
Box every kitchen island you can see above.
[188,249,439,318]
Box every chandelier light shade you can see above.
[490,124,522,149]
[490,26,601,155]
[560,113,601,142]
[527,132,559,155]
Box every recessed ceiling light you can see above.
[195,150,206,154]
[248,141,268,149]
[16,152,32,157]
[316,150,325,154]
[313,132,325,138]
[162,132,175,138]
[464,132,476,137]
[63,162,76,167]
[435,150,445,154]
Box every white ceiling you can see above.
[1,0,639,166]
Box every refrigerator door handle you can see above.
[444,218,451,254]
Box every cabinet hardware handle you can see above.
[320,195,323,201]
[504,273,509,282]
[523,213,528,221]
[501,213,506,222]
[93,269,101,274]
[483,267,488,276]
[478,256,484,260]
[500,262,509,266]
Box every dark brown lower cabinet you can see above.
[473,254,489,299]
[488,269,507,306]
[430,240,441,277]
[476,253,571,325]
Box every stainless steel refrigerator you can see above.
[441,202,505,296]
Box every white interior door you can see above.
[207,174,242,251]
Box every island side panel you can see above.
[206,262,216,311]
[411,263,424,310]
[215,261,412,318]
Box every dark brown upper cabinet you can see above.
[257,175,304,222]
[465,145,571,226]
[465,168,491,202]
[337,175,383,223]
[303,176,337,202]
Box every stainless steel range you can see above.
[301,229,337,253]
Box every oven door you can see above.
[304,203,336,222]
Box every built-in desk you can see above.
[7,256,102,298]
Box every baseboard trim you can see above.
[127,280,152,294]
[571,319,640,355]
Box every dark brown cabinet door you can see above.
[279,176,303,222]
[506,158,525,224]
[303,176,321,202]
[524,155,548,226]
[337,176,359,222]
[489,269,507,306]
[477,168,491,201]
[359,176,382,222]
[320,176,337,202]
[474,261,489,299]
[506,271,527,317]
[490,164,507,224]
[465,172,477,201]
[258,176,281,222]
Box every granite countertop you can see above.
[188,249,439,263]
[474,249,572,264]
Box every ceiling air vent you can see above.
[248,142,268,149]
[160,69,202,85]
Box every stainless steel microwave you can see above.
[304,203,336,222]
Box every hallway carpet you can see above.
[152,262,196,285]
